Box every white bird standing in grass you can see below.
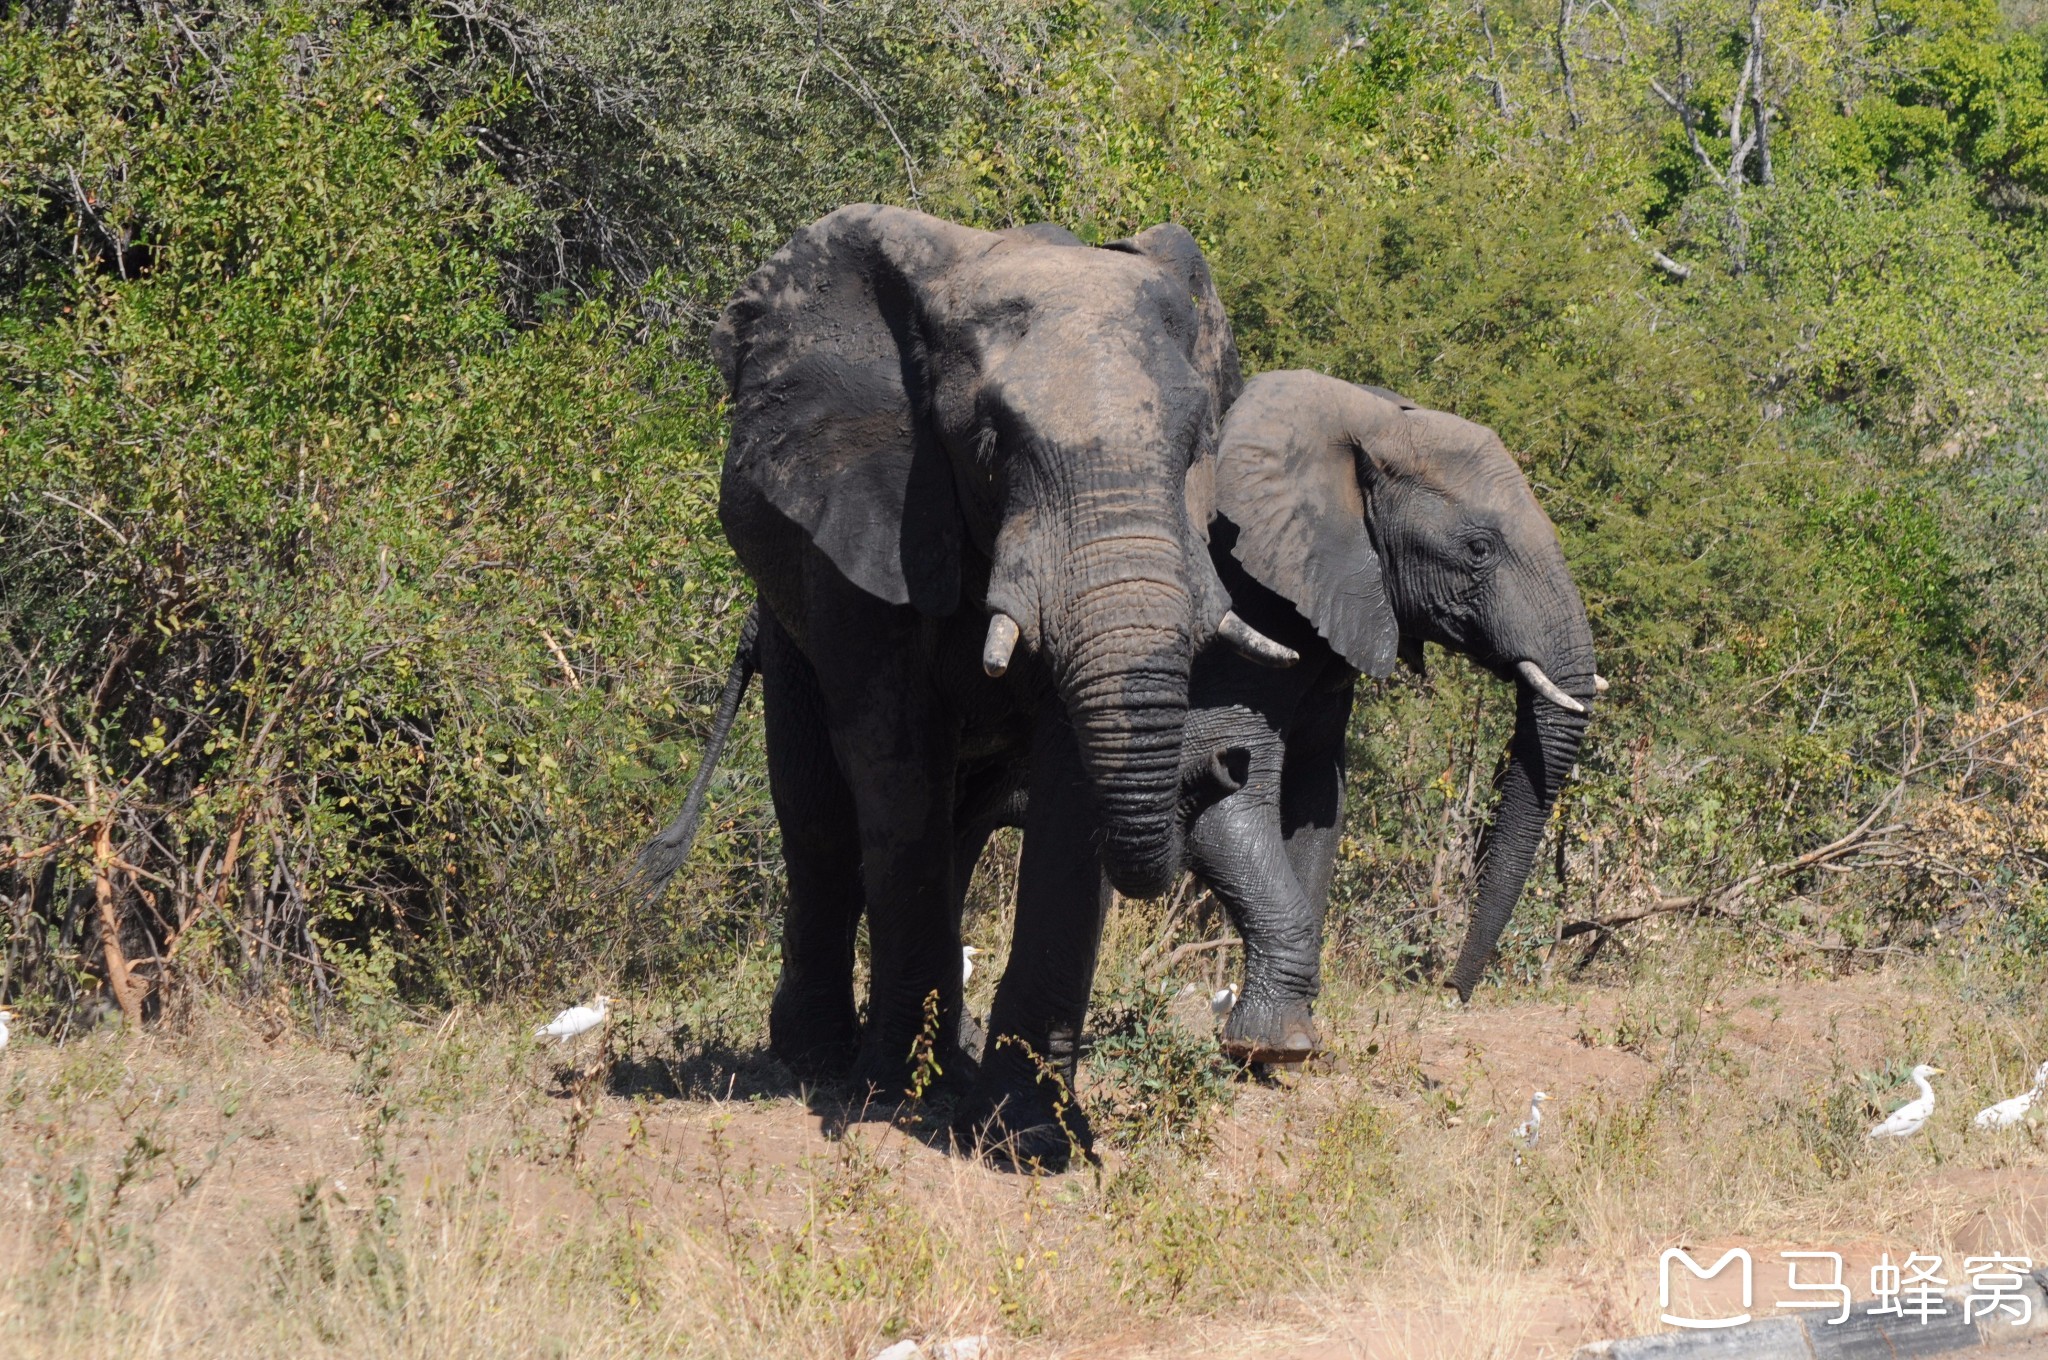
[0,1007,13,1053]
[1868,1063,1943,1138]
[1974,1060,2048,1129]
[535,994,612,1044]
[868,1335,989,1360]
[1209,984,1238,1018]
[961,945,981,987]
[1514,1090,1549,1149]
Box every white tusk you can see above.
[982,613,1020,677]
[1219,611,1298,667]
[1593,673,1610,694]
[1515,660,1588,714]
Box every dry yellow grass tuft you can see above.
[2,938,2045,1358]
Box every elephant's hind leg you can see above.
[760,613,864,1082]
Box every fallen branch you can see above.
[1151,936,1241,978]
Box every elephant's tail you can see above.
[624,602,761,907]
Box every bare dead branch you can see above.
[1473,3,1511,116]
[790,0,921,201]
[1567,683,1927,944]
[1649,71,1726,187]
[1614,212,1693,279]
[1156,936,1242,976]
[1555,0,1583,131]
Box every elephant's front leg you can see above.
[956,709,1109,1171]
[948,759,1030,1064]
[760,613,866,1081]
[821,674,965,1097]
[1185,709,1324,1065]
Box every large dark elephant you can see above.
[643,205,1296,1168]
[1180,369,1601,1061]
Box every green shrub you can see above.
[0,3,758,1010]
[1085,983,1236,1150]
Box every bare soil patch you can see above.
[3,956,2044,1358]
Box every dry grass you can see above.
[3,933,2046,1359]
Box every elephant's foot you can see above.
[1219,995,1320,1065]
[952,1041,1094,1173]
[849,1014,976,1101]
[768,982,860,1082]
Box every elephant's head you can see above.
[713,205,1292,897]
[1213,370,1600,999]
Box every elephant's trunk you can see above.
[1444,691,1588,1000]
[1047,531,1194,899]
[1445,567,1596,1000]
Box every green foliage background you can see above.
[3,0,2046,1018]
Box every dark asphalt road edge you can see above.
[1574,1276,2048,1360]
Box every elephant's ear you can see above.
[1103,223,1244,416]
[713,204,980,616]
[1213,371,1402,678]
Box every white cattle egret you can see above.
[1869,1064,1943,1138]
[1209,985,1238,1018]
[962,945,982,986]
[1514,1090,1550,1148]
[869,1343,921,1360]
[868,1338,988,1360]
[0,1007,13,1053]
[535,994,612,1044]
[1974,1060,2048,1130]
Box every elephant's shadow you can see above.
[578,1022,979,1157]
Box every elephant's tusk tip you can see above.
[1593,673,1610,694]
[1219,610,1298,668]
[982,612,1020,677]
[1514,660,1588,714]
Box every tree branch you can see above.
[1555,0,1583,131]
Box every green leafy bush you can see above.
[0,3,755,1010]
[8,0,2048,1021]
[1086,984,1236,1150]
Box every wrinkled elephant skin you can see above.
[1194,370,1598,1059]
[710,205,1273,1171]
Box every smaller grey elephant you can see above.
[1175,369,1601,1062]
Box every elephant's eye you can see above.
[1462,533,1497,567]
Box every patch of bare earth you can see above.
[2,959,2044,1358]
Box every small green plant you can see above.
[904,988,946,1105]
[561,1006,617,1167]
[1785,1078,1876,1181]
[1085,984,1234,1151]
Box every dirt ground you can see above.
[3,958,2046,1359]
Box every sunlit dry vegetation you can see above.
[2,936,2044,1356]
